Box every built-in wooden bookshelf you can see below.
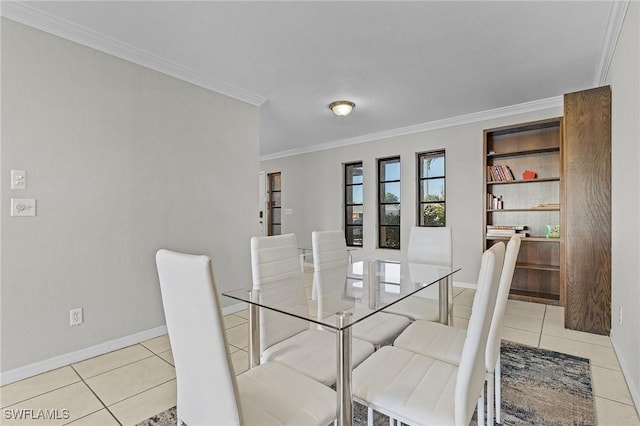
[483,118,563,305]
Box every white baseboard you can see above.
[222,301,247,315]
[611,335,640,416]
[0,302,247,386]
[453,281,477,290]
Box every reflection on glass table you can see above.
[222,260,460,426]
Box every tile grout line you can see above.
[538,306,546,347]
[77,351,157,381]
[68,365,122,426]
[0,369,84,411]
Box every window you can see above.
[344,162,363,247]
[378,157,401,249]
[417,150,445,226]
[267,172,281,235]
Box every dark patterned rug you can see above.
[139,341,595,426]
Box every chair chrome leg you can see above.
[487,372,494,426]
[367,407,373,426]
[496,356,502,424]
[478,387,485,426]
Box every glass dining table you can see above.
[223,260,461,426]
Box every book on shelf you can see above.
[487,164,516,182]
[487,225,526,230]
[486,225,528,238]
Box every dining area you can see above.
[155,226,521,426]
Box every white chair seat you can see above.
[239,362,336,426]
[384,296,441,321]
[323,308,410,347]
[351,311,410,346]
[394,320,465,366]
[353,346,458,426]
[261,329,374,386]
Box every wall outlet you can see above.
[70,308,83,326]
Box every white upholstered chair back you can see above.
[486,236,521,369]
[407,226,453,300]
[250,234,309,352]
[311,230,352,321]
[455,242,505,425]
[407,226,452,266]
[155,249,242,426]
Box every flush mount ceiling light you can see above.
[329,100,355,117]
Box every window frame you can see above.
[344,161,364,247]
[417,150,446,227]
[378,156,401,249]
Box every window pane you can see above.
[380,204,400,225]
[380,159,400,181]
[346,185,363,205]
[346,226,363,247]
[271,225,281,235]
[380,182,400,203]
[271,191,281,207]
[421,154,445,178]
[420,203,445,226]
[380,226,400,249]
[346,205,363,225]
[421,178,444,202]
[270,174,281,191]
[271,208,281,224]
[346,164,363,185]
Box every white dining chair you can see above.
[352,242,505,426]
[251,233,375,386]
[384,226,453,322]
[393,236,520,425]
[155,249,337,426]
[312,230,410,347]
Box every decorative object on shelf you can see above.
[491,195,504,210]
[522,170,537,180]
[545,225,560,239]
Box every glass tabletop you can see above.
[222,260,460,331]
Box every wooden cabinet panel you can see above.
[563,86,611,335]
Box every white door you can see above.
[258,171,266,236]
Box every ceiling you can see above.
[3,1,619,157]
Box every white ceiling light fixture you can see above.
[329,100,355,117]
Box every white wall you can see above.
[1,19,259,376]
[259,106,562,285]
[607,1,640,412]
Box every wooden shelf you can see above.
[486,236,561,243]
[509,289,561,306]
[487,147,560,159]
[516,262,560,272]
[487,177,560,185]
[487,208,560,212]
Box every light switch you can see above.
[11,170,26,190]
[11,199,36,217]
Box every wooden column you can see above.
[562,86,611,335]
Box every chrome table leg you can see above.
[336,312,353,426]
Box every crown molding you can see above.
[594,0,630,86]
[0,1,267,107]
[260,95,564,161]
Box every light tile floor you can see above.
[1,288,639,425]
